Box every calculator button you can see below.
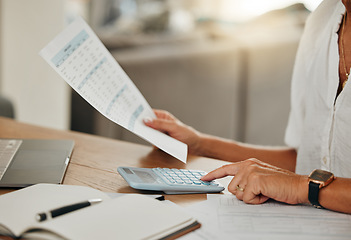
[201,181,211,185]
[150,168,223,192]
[163,178,173,184]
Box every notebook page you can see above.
[0,184,110,237]
[39,17,187,163]
[38,194,197,240]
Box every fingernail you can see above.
[143,117,153,123]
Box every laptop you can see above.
[0,139,74,187]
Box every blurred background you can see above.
[0,0,322,146]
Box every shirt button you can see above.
[323,157,327,164]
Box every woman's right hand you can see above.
[143,109,202,155]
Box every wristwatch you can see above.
[308,169,335,208]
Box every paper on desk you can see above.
[180,194,351,240]
[39,17,187,163]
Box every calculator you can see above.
[118,167,224,194]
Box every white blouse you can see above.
[285,0,351,177]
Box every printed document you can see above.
[181,194,351,240]
[39,17,187,163]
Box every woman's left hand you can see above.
[201,158,309,205]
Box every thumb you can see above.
[144,118,177,134]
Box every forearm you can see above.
[317,177,351,214]
[196,133,297,172]
[297,176,351,214]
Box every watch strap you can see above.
[308,181,323,208]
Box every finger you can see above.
[153,109,175,121]
[243,177,269,204]
[242,188,269,204]
[235,187,245,201]
[227,178,238,195]
[201,164,240,181]
[227,179,246,202]
[143,118,177,134]
[227,169,245,194]
[143,117,154,125]
[243,189,269,204]
[229,177,247,201]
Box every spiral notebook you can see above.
[0,184,200,240]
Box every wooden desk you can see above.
[0,117,230,205]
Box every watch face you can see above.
[309,169,334,182]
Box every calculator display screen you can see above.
[123,168,133,174]
[133,170,157,183]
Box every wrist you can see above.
[191,132,208,156]
[297,175,309,204]
[307,169,335,208]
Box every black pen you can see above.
[36,199,102,222]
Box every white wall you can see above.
[0,0,70,130]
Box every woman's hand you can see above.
[143,109,202,155]
[201,158,309,205]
